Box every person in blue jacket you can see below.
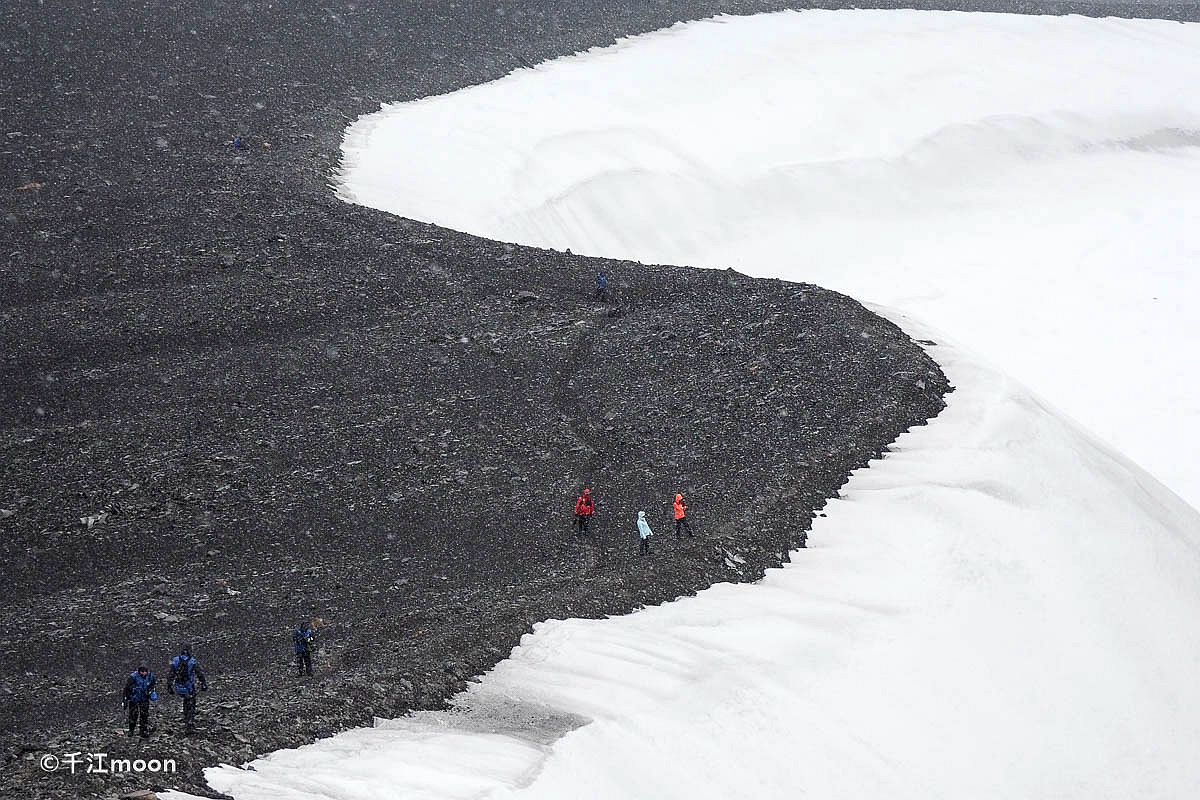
[168,643,208,734]
[293,621,316,677]
[122,662,157,738]
[595,271,608,302]
[637,510,654,556]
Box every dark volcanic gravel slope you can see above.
[2,0,1189,797]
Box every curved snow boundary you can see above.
[335,8,1200,512]
[179,313,1200,800]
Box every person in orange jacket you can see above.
[574,488,595,535]
[673,493,694,538]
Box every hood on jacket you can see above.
[637,510,646,518]
[675,494,683,502]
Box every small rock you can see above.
[0,508,14,519]
[513,291,539,304]
[81,510,109,528]
[119,790,158,800]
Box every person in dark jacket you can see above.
[595,272,608,302]
[294,622,316,677]
[168,643,208,734]
[122,663,157,738]
[673,493,695,538]
[574,488,595,534]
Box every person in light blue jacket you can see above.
[637,510,654,556]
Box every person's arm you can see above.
[196,663,208,691]
[123,675,133,705]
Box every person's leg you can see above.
[138,701,150,736]
[304,651,313,676]
[127,703,138,735]
[183,694,197,731]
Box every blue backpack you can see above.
[173,654,194,690]
[294,627,314,654]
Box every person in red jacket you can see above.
[574,488,595,535]
[673,493,694,539]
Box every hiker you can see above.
[294,621,316,677]
[574,488,595,534]
[673,493,694,538]
[595,271,608,302]
[637,511,654,556]
[232,135,249,152]
[168,643,208,734]
[122,662,157,738]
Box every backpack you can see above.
[174,654,193,687]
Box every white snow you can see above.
[168,10,1200,799]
